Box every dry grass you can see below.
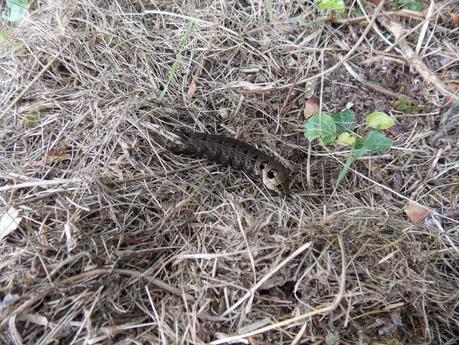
[1,0,458,344]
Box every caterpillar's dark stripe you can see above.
[167,130,290,194]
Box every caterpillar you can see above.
[167,130,290,195]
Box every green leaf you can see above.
[317,0,345,12]
[406,1,423,11]
[179,21,195,50]
[354,137,365,150]
[24,109,40,127]
[393,0,423,12]
[362,130,393,153]
[304,114,337,146]
[2,0,28,23]
[367,112,395,129]
[332,109,355,134]
[157,83,170,102]
[267,0,273,21]
[167,57,181,80]
[157,20,195,102]
[337,146,366,184]
[299,21,317,29]
[394,98,423,113]
[0,31,18,48]
[355,6,364,17]
[336,132,356,145]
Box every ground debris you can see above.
[1,0,458,344]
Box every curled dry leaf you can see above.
[46,152,71,164]
[447,81,459,91]
[218,108,231,120]
[31,149,71,167]
[303,96,320,118]
[229,80,276,93]
[64,223,77,252]
[0,208,22,243]
[404,201,432,224]
[450,13,459,27]
[187,79,197,99]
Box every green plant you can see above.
[304,110,395,184]
[317,0,345,13]
[157,20,196,102]
[1,0,28,24]
[0,31,17,48]
[267,0,273,22]
[24,109,40,127]
[392,0,423,12]
[394,97,425,113]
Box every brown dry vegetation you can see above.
[0,0,458,344]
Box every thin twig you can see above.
[379,16,454,97]
[431,105,459,144]
[0,178,83,193]
[229,0,386,93]
[220,241,312,317]
[0,44,69,121]
[340,55,416,101]
[60,268,195,302]
[211,236,345,344]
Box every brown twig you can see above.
[340,55,416,101]
[211,236,345,344]
[378,16,454,97]
[431,105,459,144]
[60,268,195,302]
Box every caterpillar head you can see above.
[255,157,290,195]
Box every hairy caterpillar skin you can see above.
[167,130,290,194]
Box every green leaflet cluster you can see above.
[304,109,395,184]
